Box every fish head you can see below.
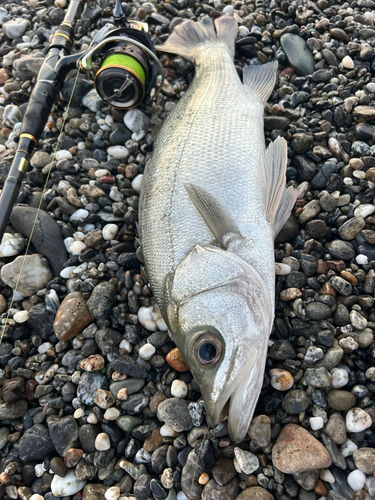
[165,244,273,443]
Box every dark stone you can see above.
[212,457,236,486]
[77,371,108,405]
[150,479,167,500]
[47,416,79,456]
[0,343,13,367]
[269,340,296,360]
[27,304,55,339]
[305,302,331,320]
[0,400,28,419]
[291,133,314,154]
[285,271,307,288]
[87,282,117,323]
[19,424,54,462]
[110,355,148,378]
[152,444,168,474]
[327,240,355,260]
[79,424,97,454]
[275,215,300,243]
[196,438,216,471]
[134,474,151,500]
[2,377,25,403]
[157,398,194,432]
[10,206,68,275]
[282,389,310,414]
[61,77,93,107]
[95,328,122,354]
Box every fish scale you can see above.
[140,15,296,444]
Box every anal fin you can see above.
[184,183,240,247]
[262,136,297,237]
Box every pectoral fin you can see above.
[243,61,278,105]
[184,183,241,246]
[261,136,297,238]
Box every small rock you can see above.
[346,408,372,433]
[3,18,29,39]
[280,33,315,76]
[95,433,111,451]
[171,379,188,398]
[327,390,356,411]
[0,233,25,257]
[347,470,366,492]
[54,292,95,341]
[166,348,189,372]
[124,109,150,141]
[272,424,332,473]
[51,470,86,497]
[269,368,294,391]
[1,254,52,297]
[157,398,194,432]
[353,447,375,474]
[235,486,274,500]
[234,448,259,474]
[248,415,271,448]
[138,304,167,332]
[139,343,156,360]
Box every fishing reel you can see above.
[78,0,164,109]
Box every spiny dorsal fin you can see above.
[243,61,278,105]
[184,183,241,246]
[261,136,297,237]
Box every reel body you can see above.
[79,20,163,110]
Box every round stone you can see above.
[347,470,366,491]
[310,416,324,430]
[234,448,259,475]
[70,241,86,255]
[166,348,189,372]
[13,310,29,323]
[331,367,349,389]
[138,343,156,360]
[51,470,86,497]
[342,55,354,69]
[269,368,294,391]
[102,224,119,241]
[94,433,111,451]
[346,408,372,433]
[171,379,188,398]
[105,486,121,500]
[327,390,356,411]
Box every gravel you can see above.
[1,0,375,499]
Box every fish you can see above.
[139,15,297,443]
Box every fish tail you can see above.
[158,16,237,62]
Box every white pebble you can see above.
[177,492,189,500]
[275,263,291,275]
[119,339,132,353]
[320,469,335,484]
[95,169,110,177]
[87,413,98,424]
[366,82,375,93]
[70,241,86,255]
[14,310,29,323]
[346,408,372,433]
[107,145,129,160]
[55,150,72,161]
[55,0,66,7]
[331,367,349,389]
[342,55,354,69]
[51,470,86,496]
[304,346,324,364]
[34,463,46,477]
[70,209,89,221]
[104,407,120,420]
[310,416,324,430]
[0,232,25,257]
[160,424,180,437]
[109,187,124,202]
[356,254,368,265]
[366,477,375,497]
[30,495,44,500]
[102,223,118,241]
[354,203,375,218]
[38,342,53,354]
[138,304,167,332]
[105,486,121,500]
[171,379,188,398]
[347,470,366,491]
[64,237,74,252]
[341,438,358,457]
[131,174,143,193]
[60,266,77,278]
[74,408,84,419]
[95,432,111,451]
[138,343,156,360]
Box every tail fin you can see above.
[158,16,238,62]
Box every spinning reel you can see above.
[78,0,164,109]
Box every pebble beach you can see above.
[0,0,375,500]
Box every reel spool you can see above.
[79,8,164,110]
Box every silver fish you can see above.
[139,15,296,443]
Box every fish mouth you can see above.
[201,344,264,443]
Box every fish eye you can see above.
[193,331,223,367]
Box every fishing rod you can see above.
[0,0,164,243]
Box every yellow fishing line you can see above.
[0,70,81,344]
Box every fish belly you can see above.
[140,48,275,310]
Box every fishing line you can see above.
[0,70,81,344]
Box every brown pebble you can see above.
[314,480,328,496]
[280,288,302,301]
[143,428,165,452]
[64,448,83,468]
[166,348,189,372]
[1,127,11,139]
[327,260,346,272]
[53,292,95,341]
[245,475,259,487]
[117,388,128,400]
[366,167,375,183]
[237,486,274,500]
[0,472,9,484]
[0,295,6,314]
[320,282,336,296]
[8,431,20,443]
[99,176,115,184]
[80,354,105,371]
[2,377,25,403]
[340,270,357,286]
[198,472,210,485]
[149,390,168,413]
[50,456,67,477]
[219,437,231,447]
[317,259,328,275]
[0,68,9,85]
[25,379,38,400]
[272,424,332,473]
